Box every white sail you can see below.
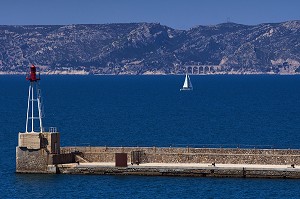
[183,74,189,88]
[180,73,193,91]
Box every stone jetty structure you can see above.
[16,65,300,178]
[16,143,300,178]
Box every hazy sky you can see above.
[1,0,299,29]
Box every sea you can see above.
[1,75,300,198]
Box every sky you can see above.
[1,0,299,29]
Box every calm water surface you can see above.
[1,75,300,198]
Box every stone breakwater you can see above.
[61,146,300,165]
[17,145,300,178]
[55,146,300,178]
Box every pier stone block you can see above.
[18,132,60,153]
[16,132,63,173]
[18,132,40,149]
[16,147,49,173]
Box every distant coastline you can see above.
[1,21,299,75]
[1,70,300,75]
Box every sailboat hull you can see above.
[180,87,193,91]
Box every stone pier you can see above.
[16,142,300,178]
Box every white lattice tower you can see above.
[25,64,43,133]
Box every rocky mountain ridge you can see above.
[0,21,299,74]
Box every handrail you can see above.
[49,127,57,133]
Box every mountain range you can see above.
[0,21,299,74]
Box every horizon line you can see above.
[0,19,299,30]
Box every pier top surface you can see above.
[61,162,299,170]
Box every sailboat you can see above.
[180,73,193,91]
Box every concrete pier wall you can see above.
[61,146,300,165]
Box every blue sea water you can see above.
[1,75,300,198]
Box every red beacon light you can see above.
[26,64,40,82]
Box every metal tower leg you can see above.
[25,84,31,133]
